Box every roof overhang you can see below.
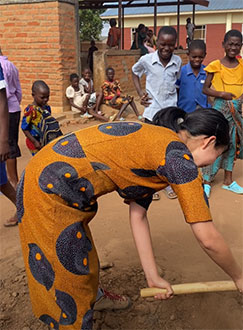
[79,0,209,10]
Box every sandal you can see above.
[204,184,211,198]
[163,186,177,199]
[222,181,243,194]
[109,114,117,122]
[152,193,160,201]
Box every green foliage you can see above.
[79,9,104,41]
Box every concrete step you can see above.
[52,113,66,122]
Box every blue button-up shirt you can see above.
[176,62,210,113]
[132,51,182,121]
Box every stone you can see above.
[12,292,18,297]
[0,313,10,321]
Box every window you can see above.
[194,25,206,42]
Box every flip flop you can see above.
[222,181,243,194]
[152,193,160,200]
[163,186,177,199]
[204,184,211,198]
[109,114,117,122]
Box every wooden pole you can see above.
[118,0,122,49]
[177,0,180,49]
[154,0,157,36]
[192,3,195,24]
[140,281,237,297]
[122,6,124,50]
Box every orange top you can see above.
[107,27,121,47]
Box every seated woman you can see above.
[101,67,143,121]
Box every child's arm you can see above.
[21,110,42,150]
[129,202,173,299]
[83,81,93,94]
[132,72,151,107]
[203,73,235,100]
[68,98,85,112]
[22,129,41,150]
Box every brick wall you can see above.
[205,24,225,64]
[106,50,144,94]
[0,0,78,113]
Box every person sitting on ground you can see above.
[107,18,121,49]
[21,80,62,156]
[67,73,114,122]
[66,73,92,118]
[0,63,18,227]
[102,67,143,121]
[79,67,101,114]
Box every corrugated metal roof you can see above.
[101,0,243,17]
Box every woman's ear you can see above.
[202,136,216,149]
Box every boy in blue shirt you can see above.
[176,39,210,112]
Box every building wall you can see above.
[0,0,78,113]
[93,49,143,95]
[117,10,243,65]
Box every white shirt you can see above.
[132,51,182,121]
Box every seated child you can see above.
[68,72,113,122]
[102,67,143,121]
[66,73,92,118]
[176,39,210,112]
[79,67,101,112]
[21,80,62,156]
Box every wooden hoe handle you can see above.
[140,281,236,297]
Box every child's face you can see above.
[71,77,79,89]
[188,48,206,69]
[83,69,92,81]
[157,33,176,61]
[106,69,115,81]
[33,88,49,107]
[223,36,242,59]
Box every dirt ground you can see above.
[0,113,243,330]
